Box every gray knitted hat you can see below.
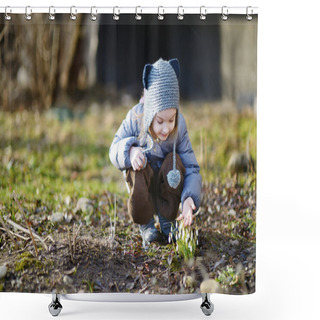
[142,58,180,132]
[142,58,181,189]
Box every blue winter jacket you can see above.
[109,103,202,211]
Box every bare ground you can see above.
[0,180,256,295]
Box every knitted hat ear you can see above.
[142,64,153,89]
[169,58,180,80]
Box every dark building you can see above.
[96,14,222,102]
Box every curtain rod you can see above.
[0,6,258,20]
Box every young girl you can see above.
[109,58,202,245]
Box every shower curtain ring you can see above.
[113,6,120,20]
[157,6,165,20]
[49,6,55,21]
[200,6,207,20]
[5,6,12,21]
[135,6,142,20]
[246,6,253,21]
[90,6,98,21]
[25,6,32,21]
[177,6,184,20]
[221,6,229,21]
[70,6,77,20]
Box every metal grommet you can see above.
[49,6,55,21]
[200,6,207,20]
[177,6,184,20]
[157,6,164,20]
[246,6,253,21]
[90,6,97,21]
[135,6,142,20]
[70,6,77,21]
[221,6,229,21]
[5,6,12,21]
[113,6,120,20]
[25,6,32,21]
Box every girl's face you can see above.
[151,108,177,141]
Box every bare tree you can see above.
[0,15,98,111]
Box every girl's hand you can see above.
[129,146,146,171]
[177,197,196,227]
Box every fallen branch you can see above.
[13,192,39,256]
[0,214,18,246]
[0,227,29,241]
[3,216,48,251]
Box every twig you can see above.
[44,235,55,244]
[3,216,48,251]
[0,227,29,241]
[72,224,75,256]
[114,281,120,293]
[13,192,39,256]
[0,214,18,246]
[0,24,8,43]
[109,195,117,242]
[73,224,81,255]
[67,226,74,264]
[139,285,149,294]
[68,224,81,264]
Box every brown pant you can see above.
[126,152,185,225]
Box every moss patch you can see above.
[15,252,45,272]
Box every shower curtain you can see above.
[0,6,257,297]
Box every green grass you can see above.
[0,104,256,294]
[0,103,256,217]
[182,104,256,180]
[171,220,198,261]
[217,266,239,287]
[1,110,119,209]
